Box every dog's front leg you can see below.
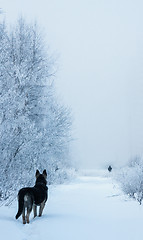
[39,201,45,217]
[33,204,37,218]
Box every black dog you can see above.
[15,169,48,224]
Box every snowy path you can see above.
[1,174,143,240]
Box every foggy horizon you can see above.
[1,0,143,169]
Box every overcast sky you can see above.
[1,0,143,169]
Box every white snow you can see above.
[1,172,143,240]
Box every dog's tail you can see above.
[15,190,25,219]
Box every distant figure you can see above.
[108,165,112,172]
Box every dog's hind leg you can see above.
[24,194,33,223]
[26,210,30,224]
[39,200,45,217]
[26,206,32,224]
[33,204,37,218]
[22,207,26,224]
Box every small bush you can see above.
[115,156,143,204]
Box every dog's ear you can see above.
[43,169,47,179]
[36,169,40,178]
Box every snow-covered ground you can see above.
[1,171,143,240]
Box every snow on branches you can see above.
[0,18,72,201]
[115,156,143,204]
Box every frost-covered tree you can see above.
[0,18,72,201]
[115,156,143,204]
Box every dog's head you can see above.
[35,169,47,185]
[36,169,47,179]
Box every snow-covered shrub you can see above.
[115,156,143,204]
[0,18,73,202]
